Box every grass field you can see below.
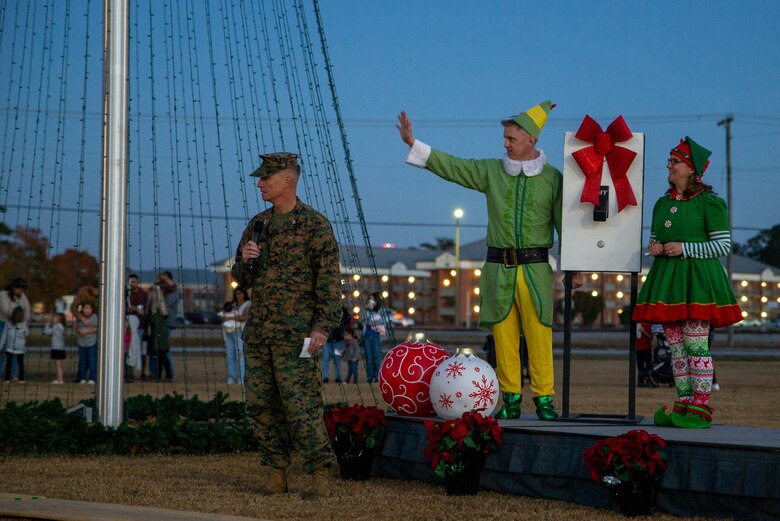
[0,353,776,520]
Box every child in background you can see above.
[3,307,29,383]
[219,300,241,384]
[45,313,67,384]
[342,328,361,384]
[75,302,98,384]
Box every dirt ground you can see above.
[1,353,776,521]
[2,349,777,428]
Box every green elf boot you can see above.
[671,403,712,429]
[495,392,522,419]
[532,395,558,421]
[653,401,688,427]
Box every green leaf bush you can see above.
[0,393,257,455]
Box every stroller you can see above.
[647,325,674,387]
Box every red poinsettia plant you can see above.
[323,403,386,459]
[583,429,668,485]
[424,411,503,478]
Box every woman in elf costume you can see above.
[633,137,741,428]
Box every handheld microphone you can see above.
[246,220,264,271]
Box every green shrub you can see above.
[0,394,256,455]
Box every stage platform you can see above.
[374,414,780,521]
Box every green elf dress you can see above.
[633,189,741,327]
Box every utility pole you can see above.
[717,114,734,347]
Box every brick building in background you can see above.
[209,239,780,328]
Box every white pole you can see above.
[98,0,129,427]
[466,289,471,329]
[455,220,460,326]
[453,208,463,327]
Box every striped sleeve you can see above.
[682,230,731,259]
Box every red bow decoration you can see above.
[572,115,638,213]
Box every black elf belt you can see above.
[486,247,548,268]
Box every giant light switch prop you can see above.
[560,116,644,272]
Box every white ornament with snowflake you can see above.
[429,348,499,420]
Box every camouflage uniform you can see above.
[232,192,341,474]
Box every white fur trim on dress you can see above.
[406,140,432,168]
[502,149,547,177]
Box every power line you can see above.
[3,106,780,127]
[1,202,770,234]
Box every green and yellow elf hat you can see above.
[501,100,556,139]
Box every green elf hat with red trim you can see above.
[671,136,711,177]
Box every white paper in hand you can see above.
[299,337,312,358]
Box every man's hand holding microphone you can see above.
[242,221,264,271]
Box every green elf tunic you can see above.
[633,189,741,327]
[407,141,562,329]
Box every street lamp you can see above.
[453,208,464,327]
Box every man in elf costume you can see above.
[397,102,581,421]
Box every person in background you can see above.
[70,277,100,323]
[233,287,251,384]
[342,328,360,384]
[146,282,173,382]
[127,274,149,379]
[482,334,496,368]
[123,315,143,383]
[232,152,341,499]
[322,307,349,383]
[123,317,132,381]
[0,278,31,379]
[636,322,655,387]
[362,293,385,384]
[75,302,98,384]
[219,300,241,384]
[156,271,179,381]
[125,312,143,382]
[45,313,67,384]
[69,277,99,383]
[3,306,28,383]
[633,137,741,428]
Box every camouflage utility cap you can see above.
[250,152,299,178]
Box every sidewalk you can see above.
[0,494,268,521]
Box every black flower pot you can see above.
[337,449,374,481]
[610,479,660,517]
[443,454,486,496]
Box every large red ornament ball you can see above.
[378,341,450,417]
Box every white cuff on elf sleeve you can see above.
[406,139,432,167]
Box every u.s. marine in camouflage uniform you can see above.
[232,152,341,498]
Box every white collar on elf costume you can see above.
[502,149,547,177]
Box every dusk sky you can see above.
[1,1,778,271]
[320,1,779,251]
